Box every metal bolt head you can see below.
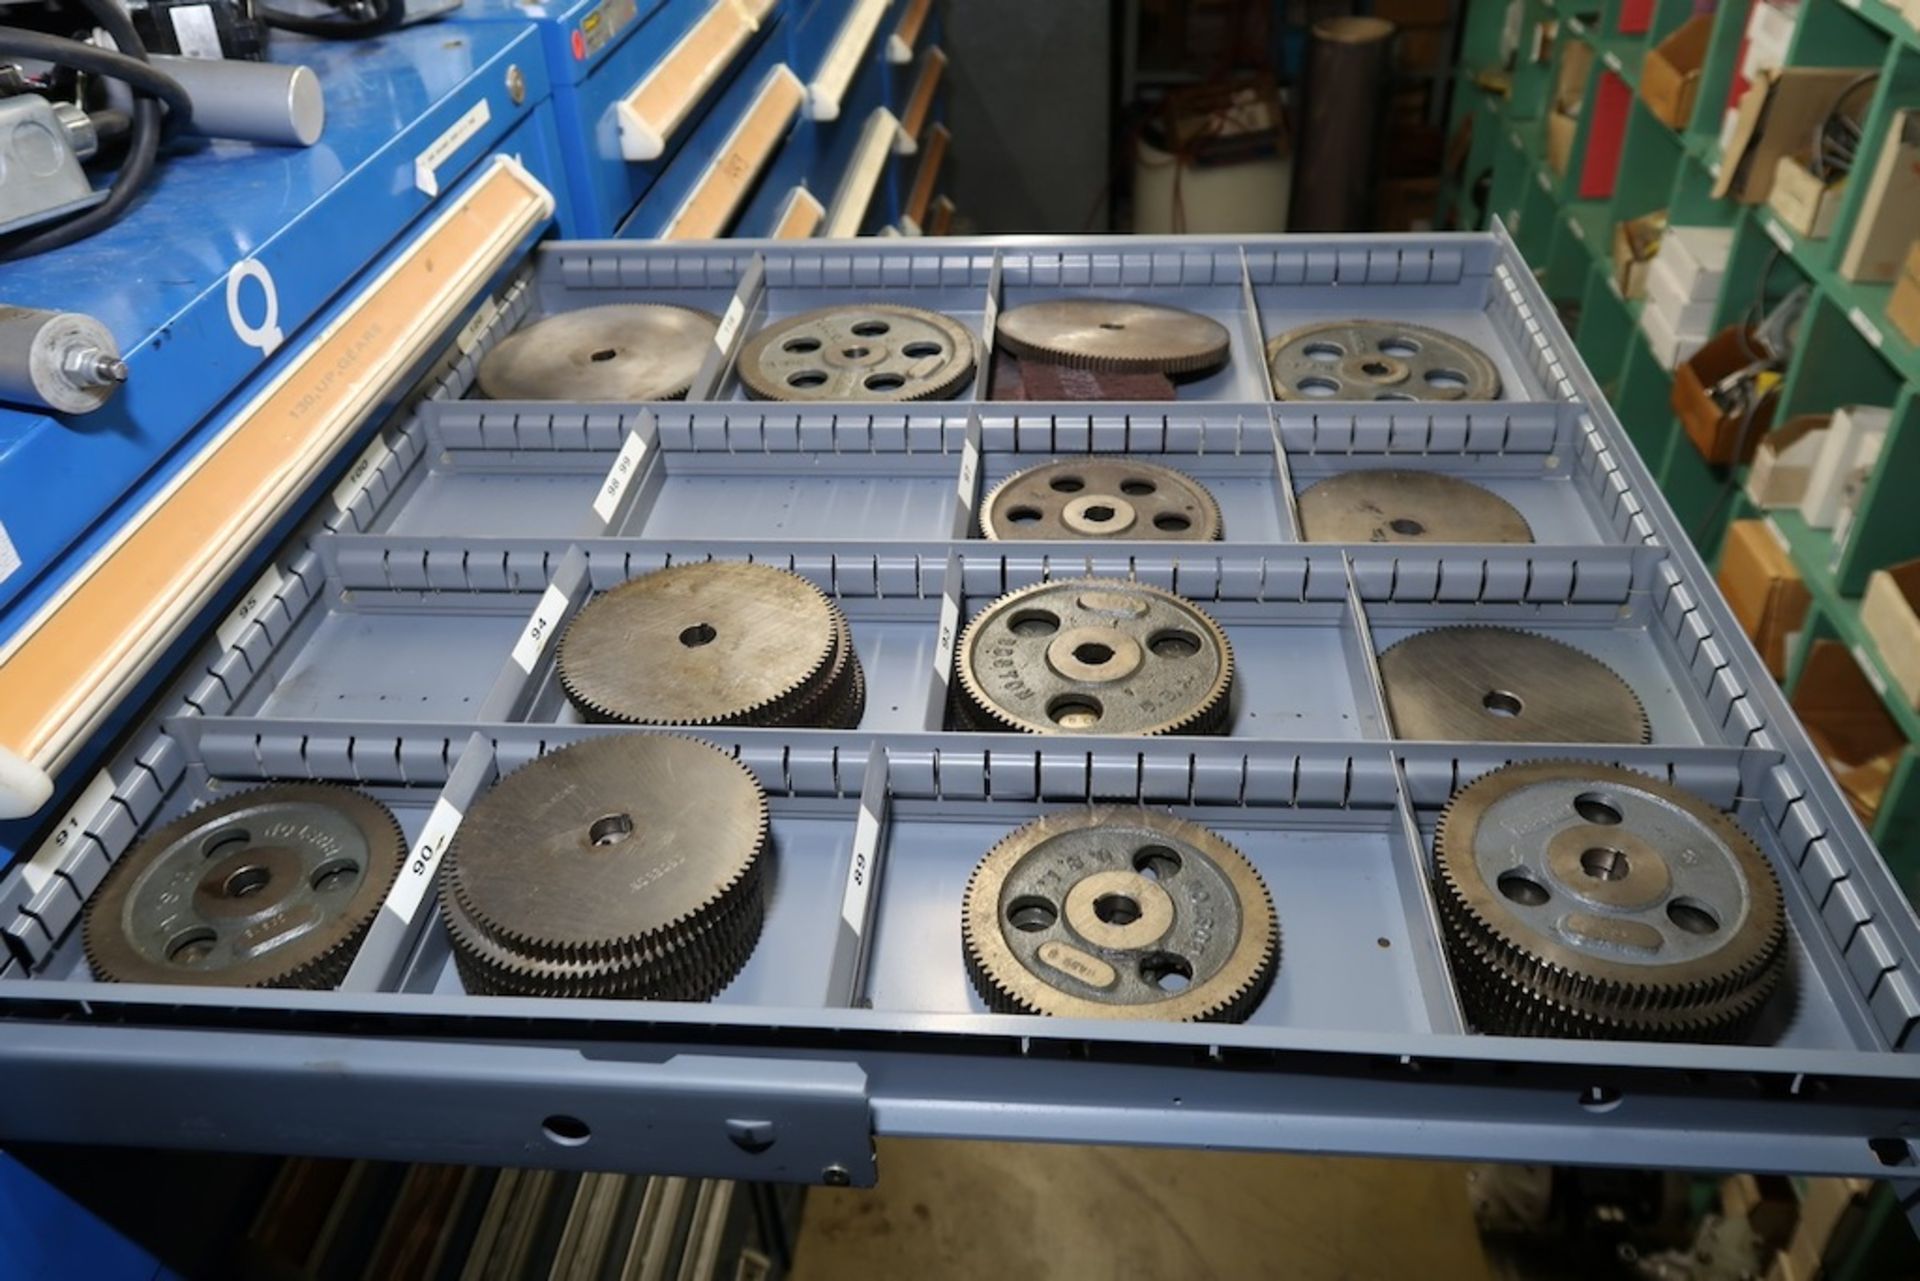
[506,65,526,105]
[820,1164,851,1187]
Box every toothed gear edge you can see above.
[953,577,1235,737]
[440,735,769,980]
[1378,626,1652,745]
[476,304,722,402]
[993,299,1233,376]
[961,807,1279,1021]
[736,303,978,402]
[1432,761,1788,1040]
[83,783,406,989]
[1264,318,1502,402]
[978,459,1225,542]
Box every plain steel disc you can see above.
[994,299,1232,375]
[737,304,977,401]
[1379,627,1650,744]
[1296,470,1534,543]
[1266,319,1502,401]
[978,459,1223,541]
[476,304,720,401]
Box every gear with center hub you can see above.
[476,304,720,401]
[83,784,405,989]
[439,735,770,1000]
[994,299,1232,377]
[978,459,1223,541]
[1433,761,1788,1041]
[962,807,1278,1021]
[1379,627,1650,745]
[557,562,864,729]
[1296,470,1535,543]
[737,304,977,401]
[1266,319,1503,401]
[953,577,1233,736]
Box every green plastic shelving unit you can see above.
[1442,0,1920,899]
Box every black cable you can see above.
[257,0,402,40]
[1810,72,1878,181]
[0,28,192,123]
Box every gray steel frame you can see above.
[3,228,1917,1198]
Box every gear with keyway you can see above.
[978,459,1223,541]
[476,304,721,401]
[1433,761,1788,1041]
[1266,319,1503,401]
[1380,627,1650,745]
[557,561,864,728]
[737,304,977,401]
[1296,470,1535,543]
[439,734,769,1000]
[994,299,1232,376]
[962,807,1278,1021]
[83,784,405,989]
[953,578,1233,736]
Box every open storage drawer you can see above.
[0,232,1915,1193]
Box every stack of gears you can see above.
[557,562,864,730]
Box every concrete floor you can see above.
[791,1139,1491,1281]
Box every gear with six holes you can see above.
[557,562,864,729]
[953,577,1233,736]
[994,299,1232,377]
[978,459,1223,541]
[82,784,405,988]
[1380,627,1650,745]
[1433,761,1788,1041]
[962,807,1278,1021]
[476,304,721,401]
[1296,470,1535,543]
[1266,319,1503,401]
[737,304,977,401]
[439,735,769,1000]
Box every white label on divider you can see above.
[331,433,394,512]
[933,591,960,683]
[1567,216,1585,242]
[1536,168,1552,193]
[1853,645,1889,698]
[510,583,571,673]
[714,297,747,354]
[21,769,117,895]
[1603,51,1621,72]
[1764,218,1793,253]
[1764,517,1790,554]
[840,801,881,931]
[216,562,287,651]
[593,430,650,525]
[1848,305,1884,349]
[388,797,463,921]
[415,99,492,197]
[955,440,978,502]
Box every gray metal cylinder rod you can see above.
[0,306,128,415]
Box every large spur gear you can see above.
[439,735,769,1000]
[994,299,1232,377]
[1379,627,1650,745]
[1433,761,1788,1042]
[557,562,864,729]
[476,304,720,401]
[978,459,1223,541]
[736,304,977,401]
[962,807,1278,1021]
[953,578,1234,736]
[1266,319,1502,401]
[1296,470,1534,543]
[82,784,405,988]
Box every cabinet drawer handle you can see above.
[617,0,778,162]
[896,46,946,154]
[822,106,899,237]
[662,64,806,240]
[771,186,824,239]
[903,122,949,230]
[888,0,931,63]
[807,0,887,122]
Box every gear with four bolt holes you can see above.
[962,807,1278,1021]
[439,735,770,1000]
[557,562,864,729]
[83,784,405,988]
[994,299,1233,377]
[476,304,721,401]
[1296,469,1535,543]
[1433,761,1788,1041]
[978,459,1223,541]
[1380,627,1650,745]
[1266,319,1503,401]
[737,304,978,401]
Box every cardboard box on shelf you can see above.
[1792,642,1903,823]
[1547,109,1578,177]
[1659,224,1734,297]
[1640,294,1709,369]
[1745,415,1831,508]
[1839,110,1920,282]
[1741,0,1799,83]
[1888,240,1920,345]
[1769,151,1846,239]
[1714,67,1878,205]
[1673,328,1777,462]
[1799,404,1889,529]
[1611,210,1666,298]
[1641,14,1712,129]
[1719,519,1811,679]
[1646,253,1717,331]
[1863,559,1920,710]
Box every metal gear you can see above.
[978,459,1223,541]
[1266,319,1503,401]
[1379,627,1650,745]
[953,578,1233,736]
[82,784,405,989]
[476,304,720,401]
[557,562,863,729]
[736,304,977,401]
[439,734,769,1001]
[994,299,1232,376]
[962,807,1278,1021]
[1296,470,1535,543]
[1433,761,1789,1041]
